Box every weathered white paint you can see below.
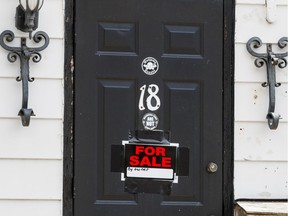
[235,4,288,43]
[235,122,288,161]
[236,0,288,5]
[0,0,64,215]
[0,200,62,216]
[0,119,63,159]
[0,78,64,118]
[234,0,288,199]
[235,83,287,122]
[0,160,62,199]
[235,161,288,198]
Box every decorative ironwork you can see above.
[0,30,49,126]
[246,37,288,130]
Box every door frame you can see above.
[63,0,235,215]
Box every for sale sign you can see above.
[124,143,177,180]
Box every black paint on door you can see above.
[74,0,225,215]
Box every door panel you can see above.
[75,0,223,215]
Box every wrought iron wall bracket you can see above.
[0,30,49,126]
[246,37,288,130]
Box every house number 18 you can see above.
[138,84,161,111]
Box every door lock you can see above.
[207,162,218,173]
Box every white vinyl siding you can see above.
[0,200,62,216]
[0,0,65,215]
[234,0,288,199]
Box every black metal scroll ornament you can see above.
[0,30,49,126]
[246,37,288,130]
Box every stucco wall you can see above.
[0,0,64,215]
[234,0,288,199]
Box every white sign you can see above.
[142,113,159,130]
[126,167,174,179]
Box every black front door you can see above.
[75,0,224,215]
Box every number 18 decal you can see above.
[138,84,161,111]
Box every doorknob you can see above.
[207,162,218,173]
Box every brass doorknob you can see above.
[207,162,218,173]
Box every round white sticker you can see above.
[141,57,159,75]
[142,113,159,130]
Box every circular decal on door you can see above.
[141,57,159,75]
[142,113,159,130]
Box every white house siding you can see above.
[235,0,288,199]
[0,0,65,215]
